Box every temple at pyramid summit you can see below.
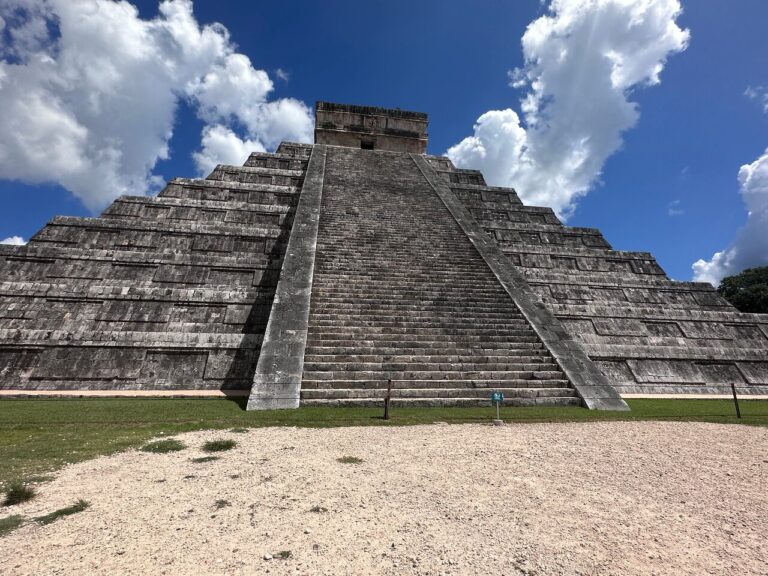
[1,101,767,410]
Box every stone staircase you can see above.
[300,147,579,407]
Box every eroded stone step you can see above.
[307,328,542,338]
[303,361,560,372]
[304,353,553,363]
[305,338,546,348]
[309,307,527,315]
[304,346,550,356]
[304,370,565,381]
[301,378,569,390]
[299,397,582,408]
[301,387,576,399]
[307,320,532,329]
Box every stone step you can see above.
[309,305,526,315]
[315,252,484,258]
[307,319,531,329]
[304,353,552,363]
[305,338,546,348]
[301,387,576,400]
[309,293,518,304]
[313,279,510,286]
[309,309,524,319]
[306,328,542,337]
[304,360,559,372]
[299,397,582,408]
[304,346,550,356]
[304,370,565,381]
[312,284,512,293]
[301,378,570,390]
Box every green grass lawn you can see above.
[0,397,765,488]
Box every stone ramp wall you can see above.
[428,155,768,395]
[0,144,310,391]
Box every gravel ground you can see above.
[1,421,766,576]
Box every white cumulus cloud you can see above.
[0,0,312,212]
[193,124,264,176]
[447,0,689,218]
[1,235,26,245]
[692,149,768,285]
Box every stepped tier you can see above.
[0,154,306,391]
[428,155,768,394]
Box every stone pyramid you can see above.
[1,102,766,410]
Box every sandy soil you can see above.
[0,421,766,576]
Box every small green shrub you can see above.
[140,439,185,453]
[3,482,36,507]
[202,439,237,453]
[214,499,231,509]
[35,500,89,525]
[190,456,220,463]
[277,550,292,559]
[309,505,328,513]
[337,456,363,464]
[0,515,24,537]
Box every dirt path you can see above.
[1,422,766,575]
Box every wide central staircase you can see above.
[300,147,580,407]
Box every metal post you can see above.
[383,378,392,420]
[730,381,742,419]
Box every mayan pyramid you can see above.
[1,102,766,410]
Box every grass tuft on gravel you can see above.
[1,398,765,487]
[202,439,237,453]
[191,455,220,463]
[0,514,24,537]
[34,500,89,525]
[229,427,249,433]
[309,505,328,513]
[3,482,36,506]
[214,499,230,509]
[140,439,185,454]
[277,550,292,559]
[337,456,364,464]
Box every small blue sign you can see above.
[491,392,504,402]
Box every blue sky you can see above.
[0,0,766,283]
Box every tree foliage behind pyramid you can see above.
[718,267,768,314]
[0,102,766,409]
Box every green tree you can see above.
[717,266,768,313]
